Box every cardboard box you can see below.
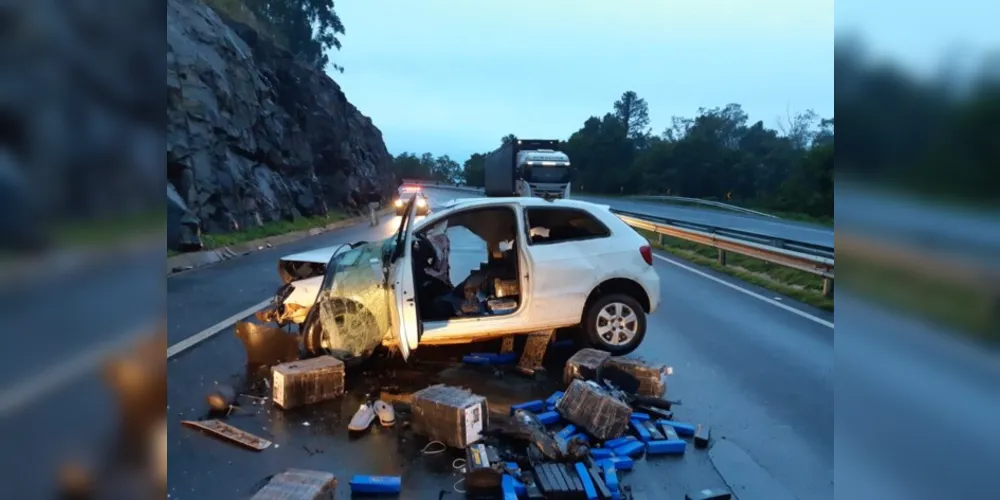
[563,348,611,385]
[250,469,337,499]
[410,384,488,449]
[271,356,345,410]
[556,380,632,440]
[604,357,666,397]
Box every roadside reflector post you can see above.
[658,233,665,245]
[717,249,727,266]
[823,278,834,298]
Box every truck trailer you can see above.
[483,138,572,199]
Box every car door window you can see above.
[524,207,611,245]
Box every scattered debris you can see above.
[206,384,237,413]
[250,469,337,499]
[686,488,733,500]
[180,419,272,451]
[271,356,345,410]
[694,424,711,448]
[349,475,401,495]
[235,321,300,367]
[215,330,708,497]
[463,352,518,365]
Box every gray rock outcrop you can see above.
[167,0,395,250]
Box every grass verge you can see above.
[637,229,834,311]
[57,211,165,248]
[839,256,998,344]
[200,212,348,250]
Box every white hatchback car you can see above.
[262,196,660,364]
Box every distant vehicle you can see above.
[484,138,572,199]
[393,185,429,216]
[263,196,660,365]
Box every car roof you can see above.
[417,196,617,231]
[439,196,610,212]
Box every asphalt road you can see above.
[165,188,834,500]
[575,194,834,248]
[0,246,162,499]
[3,187,994,499]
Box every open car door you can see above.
[387,195,421,360]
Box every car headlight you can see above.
[394,199,403,207]
[416,198,426,207]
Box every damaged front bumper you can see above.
[254,302,310,326]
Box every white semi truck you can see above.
[483,138,572,199]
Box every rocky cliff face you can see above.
[167,0,395,250]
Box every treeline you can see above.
[206,0,345,72]
[453,94,833,217]
[390,153,462,184]
[836,38,1000,206]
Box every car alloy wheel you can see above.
[596,301,639,346]
[582,293,646,355]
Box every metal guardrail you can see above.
[627,195,779,219]
[408,181,836,297]
[615,210,835,297]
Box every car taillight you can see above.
[639,245,653,266]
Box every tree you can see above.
[457,89,837,217]
[501,134,517,145]
[613,91,650,139]
[242,0,346,72]
[463,154,486,187]
[777,108,820,149]
[433,155,461,182]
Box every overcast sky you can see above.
[835,1,1000,78]
[330,0,835,161]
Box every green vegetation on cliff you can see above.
[206,0,346,73]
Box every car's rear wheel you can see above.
[581,293,646,355]
[301,299,378,367]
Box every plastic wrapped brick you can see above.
[563,348,611,385]
[604,357,666,397]
[410,384,488,449]
[250,469,337,499]
[555,380,631,440]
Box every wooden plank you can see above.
[181,419,272,451]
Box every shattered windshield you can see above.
[308,236,396,360]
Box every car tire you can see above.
[581,293,646,355]
[301,299,377,367]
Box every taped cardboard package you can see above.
[271,356,345,410]
[563,348,611,385]
[604,357,666,397]
[250,469,337,499]
[411,384,488,449]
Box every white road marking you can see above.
[652,253,834,329]
[166,298,273,359]
[0,324,154,417]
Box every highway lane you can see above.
[576,194,834,248]
[0,246,162,499]
[165,187,834,499]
